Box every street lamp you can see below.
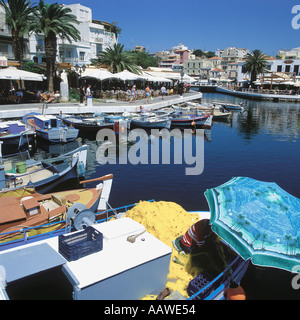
[75,64,86,86]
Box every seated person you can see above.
[173,219,215,254]
[173,219,231,276]
[47,91,60,103]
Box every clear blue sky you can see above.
[46,0,300,55]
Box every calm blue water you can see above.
[54,92,299,213]
[33,93,300,299]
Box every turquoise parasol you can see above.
[205,177,300,273]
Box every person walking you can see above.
[130,85,136,103]
[161,85,166,100]
[145,85,151,104]
[80,85,86,105]
[86,84,92,106]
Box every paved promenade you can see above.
[0,91,202,119]
[216,86,300,102]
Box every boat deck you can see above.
[5,165,54,188]
[0,218,172,300]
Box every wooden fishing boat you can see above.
[0,174,113,242]
[210,110,231,121]
[59,114,114,134]
[0,121,35,148]
[130,114,171,129]
[0,200,249,301]
[170,112,213,128]
[166,106,213,128]
[0,145,89,194]
[211,101,244,111]
[23,113,79,143]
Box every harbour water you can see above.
[35,92,299,211]
[16,92,300,299]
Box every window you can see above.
[277,65,282,72]
[79,52,85,61]
[0,44,8,54]
[285,65,291,73]
[294,65,299,75]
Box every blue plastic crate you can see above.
[187,271,215,299]
[58,227,103,262]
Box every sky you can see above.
[45,0,300,55]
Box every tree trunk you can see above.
[251,72,257,87]
[12,29,25,89]
[45,31,57,92]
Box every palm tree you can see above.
[243,49,268,85]
[0,0,36,71]
[98,43,141,74]
[34,0,80,92]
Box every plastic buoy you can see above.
[226,281,246,300]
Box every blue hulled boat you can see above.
[0,144,89,194]
[23,113,79,143]
[58,114,114,134]
[0,120,35,148]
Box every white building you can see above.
[29,3,118,66]
[277,47,300,59]
[221,47,249,78]
[237,58,300,83]
[0,6,31,64]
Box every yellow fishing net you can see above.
[125,200,202,299]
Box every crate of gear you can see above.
[59,226,103,262]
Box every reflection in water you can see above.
[203,93,300,142]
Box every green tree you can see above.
[130,50,159,69]
[0,0,36,71]
[34,0,80,92]
[205,51,215,59]
[98,43,141,74]
[243,49,268,85]
[23,60,45,74]
[193,49,215,59]
[193,49,204,57]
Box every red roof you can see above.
[211,68,224,72]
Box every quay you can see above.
[0,92,202,120]
[216,86,300,102]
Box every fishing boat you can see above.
[0,174,113,244]
[212,101,244,111]
[186,101,216,111]
[0,200,249,300]
[58,114,114,134]
[23,113,79,143]
[209,110,231,121]
[0,144,89,194]
[0,120,35,149]
[130,114,171,129]
[170,112,213,128]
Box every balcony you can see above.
[93,37,103,44]
[56,57,90,66]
